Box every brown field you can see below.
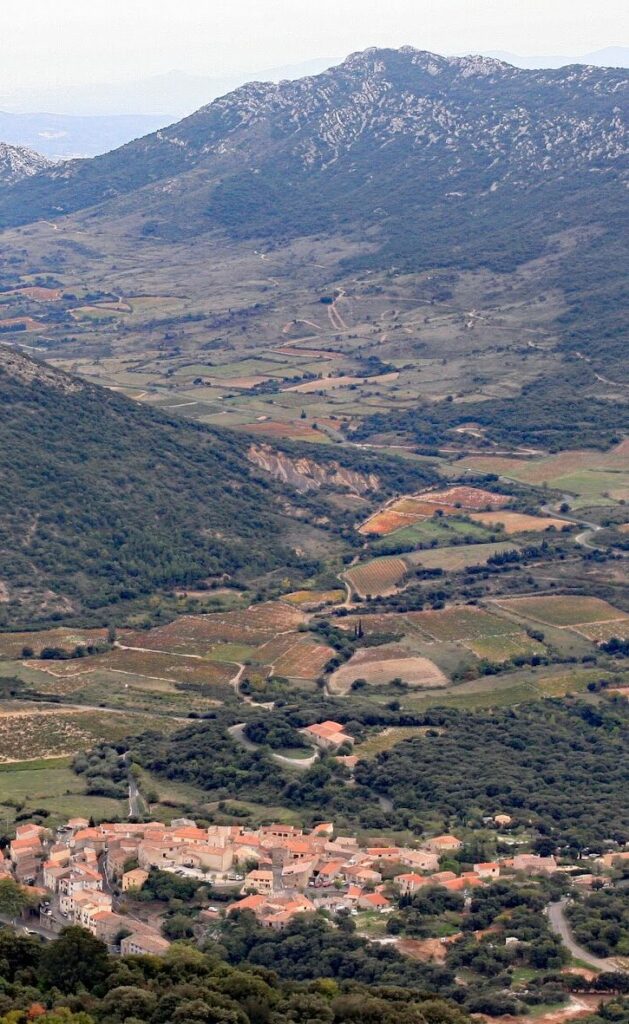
[286,371,399,394]
[469,511,567,534]
[359,485,513,537]
[493,595,629,627]
[97,649,237,687]
[360,509,417,536]
[242,420,324,441]
[329,645,447,694]
[422,486,510,510]
[11,286,63,301]
[283,589,344,607]
[406,541,518,571]
[345,557,408,597]
[124,602,307,654]
[272,638,335,679]
[254,634,303,663]
[0,628,110,660]
[407,606,519,642]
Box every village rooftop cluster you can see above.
[5,811,624,955]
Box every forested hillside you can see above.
[0,348,313,624]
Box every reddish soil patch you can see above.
[398,937,447,962]
[15,287,62,302]
[422,486,510,510]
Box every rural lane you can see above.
[228,723,318,770]
[546,900,625,973]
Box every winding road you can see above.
[547,899,626,973]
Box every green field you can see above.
[373,517,494,553]
[406,541,518,571]
[0,758,127,825]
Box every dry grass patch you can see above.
[406,541,517,571]
[0,627,109,660]
[283,589,344,607]
[469,511,567,534]
[356,726,442,758]
[0,707,173,762]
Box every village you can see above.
[3,802,627,963]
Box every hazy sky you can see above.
[1,0,626,88]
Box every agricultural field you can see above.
[359,486,512,536]
[344,556,408,597]
[403,664,618,714]
[124,602,307,653]
[354,726,441,758]
[572,619,629,642]
[452,440,629,508]
[282,589,345,607]
[373,517,494,552]
[422,486,511,510]
[0,627,110,660]
[462,632,547,662]
[406,606,521,642]
[271,638,335,679]
[0,758,127,826]
[329,645,447,695]
[493,595,629,628]
[406,540,518,571]
[91,649,238,689]
[469,511,568,534]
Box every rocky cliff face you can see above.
[0,142,51,184]
[248,443,379,494]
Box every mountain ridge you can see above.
[0,46,625,230]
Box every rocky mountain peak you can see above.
[0,142,52,184]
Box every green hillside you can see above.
[0,348,311,625]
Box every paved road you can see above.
[547,900,625,973]
[228,723,318,770]
[0,913,54,941]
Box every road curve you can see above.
[547,900,625,973]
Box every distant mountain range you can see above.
[481,45,629,69]
[1,49,625,159]
[0,47,624,236]
[0,59,338,119]
[0,111,167,161]
[0,47,626,375]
